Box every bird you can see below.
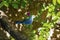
[15,15,36,25]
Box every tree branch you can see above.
[0,18,28,40]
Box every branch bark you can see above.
[0,18,28,40]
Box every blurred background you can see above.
[0,0,60,40]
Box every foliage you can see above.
[0,0,60,40]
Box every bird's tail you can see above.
[15,21,22,24]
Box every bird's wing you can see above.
[22,17,32,24]
[15,16,32,24]
[22,16,32,22]
[15,18,29,24]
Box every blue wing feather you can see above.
[15,16,33,24]
[22,17,32,24]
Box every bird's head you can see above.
[32,15,36,19]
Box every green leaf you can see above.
[12,3,18,9]
[57,0,60,4]
[17,0,21,2]
[52,0,57,5]
[48,5,55,12]
[46,13,51,18]
[48,7,52,12]
[52,12,58,21]
[21,0,26,8]
[0,2,4,8]
[3,1,9,7]
[8,0,12,3]
[57,12,60,17]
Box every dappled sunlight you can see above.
[0,0,60,40]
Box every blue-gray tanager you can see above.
[15,15,36,24]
